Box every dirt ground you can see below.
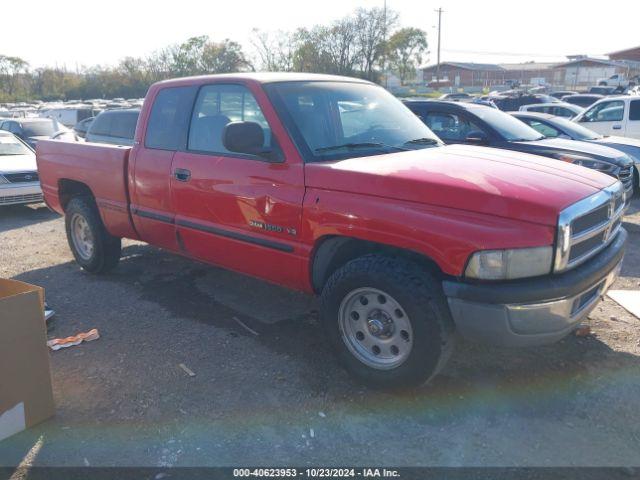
[0,198,639,469]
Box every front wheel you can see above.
[65,196,121,273]
[320,255,454,389]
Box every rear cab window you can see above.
[145,86,198,150]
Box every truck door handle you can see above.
[613,125,622,130]
[174,168,191,182]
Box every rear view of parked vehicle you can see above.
[85,109,140,146]
[0,131,42,206]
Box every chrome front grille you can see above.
[555,182,627,272]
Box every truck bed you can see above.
[36,140,138,239]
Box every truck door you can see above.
[170,83,306,289]
[129,85,198,251]
[578,99,627,137]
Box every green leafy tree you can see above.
[387,27,428,85]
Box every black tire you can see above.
[598,81,607,86]
[320,255,455,389]
[65,196,121,273]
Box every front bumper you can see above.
[0,182,43,206]
[443,229,627,347]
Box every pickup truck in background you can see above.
[37,73,628,388]
[597,73,638,89]
[573,95,640,140]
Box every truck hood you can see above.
[511,137,631,167]
[304,144,616,226]
[0,153,37,173]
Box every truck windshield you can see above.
[266,81,442,162]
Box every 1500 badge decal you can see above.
[249,220,297,236]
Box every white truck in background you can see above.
[597,73,639,89]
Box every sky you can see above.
[2,0,639,69]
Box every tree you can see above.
[251,29,295,72]
[201,39,252,73]
[0,55,30,99]
[323,17,360,75]
[355,7,398,81]
[387,27,428,85]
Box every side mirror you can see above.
[223,121,265,156]
[465,130,488,145]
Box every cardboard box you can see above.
[0,279,54,442]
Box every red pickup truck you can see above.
[37,73,628,388]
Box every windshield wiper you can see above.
[403,137,439,146]
[315,142,408,153]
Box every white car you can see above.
[0,131,43,206]
[573,96,640,140]
[519,102,584,118]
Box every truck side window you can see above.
[145,86,197,151]
[188,84,271,155]
[630,100,640,121]
[583,101,624,122]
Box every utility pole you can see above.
[435,7,443,85]
[383,0,388,88]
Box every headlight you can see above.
[556,154,616,174]
[465,246,553,280]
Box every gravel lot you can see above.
[1,198,639,469]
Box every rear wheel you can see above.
[320,255,454,389]
[65,196,121,273]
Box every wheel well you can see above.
[311,236,443,294]
[58,179,94,210]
